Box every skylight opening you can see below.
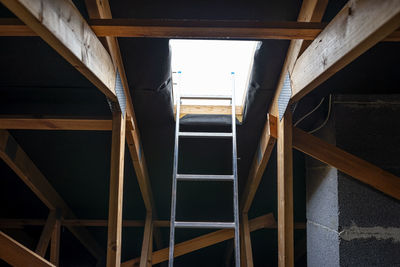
[170,40,259,107]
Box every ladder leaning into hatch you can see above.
[168,72,240,266]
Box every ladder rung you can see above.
[180,95,232,100]
[179,132,233,138]
[174,221,235,229]
[176,174,234,181]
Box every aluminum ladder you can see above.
[168,73,240,266]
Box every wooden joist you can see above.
[0,130,103,260]
[1,17,400,41]
[107,111,126,267]
[290,0,400,101]
[121,213,277,267]
[0,231,55,267]
[293,127,400,200]
[277,112,294,267]
[0,0,117,101]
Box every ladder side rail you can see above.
[168,90,181,267]
[231,72,240,266]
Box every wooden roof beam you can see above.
[1,17,400,41]
[0,0,117,101]
[290,0,400,102]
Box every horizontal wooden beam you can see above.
[1,18,399,41]
[0,117,112,130]
[121,214,306,266]
[0,0,117,100]
[176,105,243,122]
[0,219,170,228]
[0,130,103,259]
[0,231,55,267]
[293,127,400,200]
[290,0,400,101]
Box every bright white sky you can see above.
[170,40,259,106]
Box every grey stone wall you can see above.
[306,95,400,267]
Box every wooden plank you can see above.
[240,114,277,213]
[291,0,400,102]
[0,117,112,130]
[121,213,276,267]
[139,213,153,267]
[0,130,103,259]
[0,219,170,228]
[36,209,61,257]
[0,0,117,101]
[1,18,400,41]
[50,217,61,266]
[106,110,126,267]
[277,112,294,267]
[0,231,55,267]
[90,19,323,39]
[241,213,254,267]
[292,127,400,200]
[176,105,243,122]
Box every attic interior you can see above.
[0,0,399,266]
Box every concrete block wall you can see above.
[306,95,400,267]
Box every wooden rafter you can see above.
[1,17,400,41]
[0,231,55,267]
[0,130,103,259]
[293,127,400,200]
[290,0,400,102]
[0,0,117,101]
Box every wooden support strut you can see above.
[107,110,126,267]
[292,127,400,200]
[35,209,61,257]
[0,231,55,267]
[139,212,153,267]
[277,111,294,267]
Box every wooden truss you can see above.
[0,0,399,266]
